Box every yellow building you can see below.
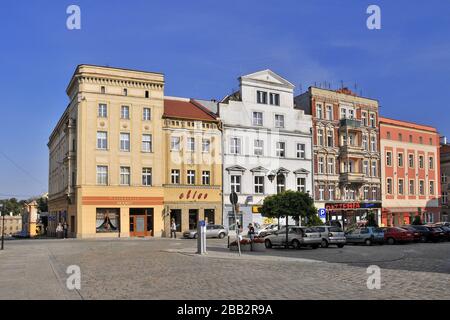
[162,98,222,235]
[48,65,165,238]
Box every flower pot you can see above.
[240,244,251,251]
[251,242,266,252]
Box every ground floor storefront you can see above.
[381,207,442,226]
[321,202,382,230]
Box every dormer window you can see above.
[269,93,280,106]
[257,91,267,104]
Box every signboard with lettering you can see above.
[325,202,382,211]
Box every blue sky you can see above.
[0,0,449,199]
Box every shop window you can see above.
[96,208,120,233]
[204,209,215,225]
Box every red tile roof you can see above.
[379,117,437,133]
[163,99,217,121]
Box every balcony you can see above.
[339,144,365,158]
[339,118,361,130]
[339,172,365,184]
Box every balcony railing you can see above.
[339,172,365,184]
[340,118,361,128]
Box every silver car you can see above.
[264,226,321,249]
[183,224,228,239]
[345,227,384,246]
[313,226,346,248]
[257,223,281,237]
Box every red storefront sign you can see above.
[325,203,361,210]
[179,190,209,200]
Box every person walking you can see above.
[63,221,69,239]
[56,223,63,239]
[247,223,255,241]
[170,219,177,239]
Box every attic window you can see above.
[123,88,128,96]
[101,86,106,94]
[145,90,149,98]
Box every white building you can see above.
[218,70,313,229]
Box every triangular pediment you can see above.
[250,166,269,173]
[225,165,247,172]
[241,70,295,89]
[270,167,290,175]
[294,168,310,175]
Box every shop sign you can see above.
[179,190,209,200]
[252,206,262,214]
[325,202,381,211]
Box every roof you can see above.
[379,117,438,133]
[163,98,218,121]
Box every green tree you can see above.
[366,212,378,227]
[412,215,423,225]
[306,214,324,227]
[36,196,48,213]
[0,198,25,216]
[260,191,317,225]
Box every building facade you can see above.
[48,65,165,238]
[439,140,449,222]
[379,117,441,226]
[162,97,222,235]
[295,87,382,228]
[0,215,22,236]
[219,70,313,229]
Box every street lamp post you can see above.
[268,170,289,249]
[1,203,4,250]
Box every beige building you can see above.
[162,98,222,235]
[0,215,22,236]
[48,65,165,238]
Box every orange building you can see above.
[379,117,441,226]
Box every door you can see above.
[129,208,154,237]
[189,209,198,230]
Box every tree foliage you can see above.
[412,215,423,225]
[366,212,378,227]
[0,198,26,216]
[261,191,317,223]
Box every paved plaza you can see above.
[0,238,449,300]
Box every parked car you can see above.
[382,227,414,244]
[183,224,228,239]
[424,226,446,242]
[435,222,450,227]
[400,225,429,242]
[258,223,281,237]
[264,226,321,249]
[345,227,384,246]
[439,226,450,241]
[312,226,346,248]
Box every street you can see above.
[0,238,449,300]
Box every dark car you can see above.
[439,226,450,241]
[401,225,431,242]
[382,227,414,244]
[425,226,446,242]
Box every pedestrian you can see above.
[170,219,177,239]
[247,223,255,241]
[56,223,63,239]
[63,221,68,239]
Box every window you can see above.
[340,108,346,120]
[419,155,424,169]
[123,88,128,96]
[386,132,391,139]
[328,186,335,200]
[318,129,324,146]
[409,180,415,195]
[372,161,377,177]
[387,178,393,194]
[408,154,414,168]
[346,187,355,200]
[254,140,264,156]
[327,158,335,174]
[348,134,355,146]
[257,91,267,104]
[275,114,285,128]
[429,138,433,145]
[409,135,413,143]
[142,134,152,152]
[429,181,435,195]
[327,130,334,147]
[326,105,333,120]
[364,187,369,200]
[187,137,195,152]
[171,169,180,184]
[442,173,448,184]
[97,131,107,150]
[120,167,131,185]
[98,104,107,117]
[419,136,423,144]
[398,153,404,167]
[363,161,369,176]
[202,171,210,185]
[361,112,367,126]
[143,108,151,120]
[100,86,106,94]
[316,104,323,119]
[231,175,241,193]
[269,93,280,106]
[230,138,241,154]
[121,106,130,119]
[96,166,108,185]
[171,136,180,151]
[277,175,286,193]
[252,112,263,126]
[442,192,448,205]
[369,113,376,127]
[318,157,324,174]
[254,176,264,194]
[429,156,434,169]
[276,142,286,158]
[370,136,376,152]
[318,185,325,200]
[120,133,130,152]
[398,179,404,195]
[362,135,368,151]
[142,168,152,186]
[145,90,149,98]
[296,177,306,193]
[202,139,210,153]
[187,170,196,185]
[296,143,305,159]
[372,187,378,200]
[419,180,425,195]
[398,133,403,141]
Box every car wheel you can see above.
[193,233,198,239]
[387,237,395,245]
[218,232,225,239]
[265,239,272,248]
[292,239,301,249]
[321,239,329,248]
[419,235,427,243]
[365,238,372,246]
[337,244,345,248]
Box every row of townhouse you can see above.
[47,65,444,239]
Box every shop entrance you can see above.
[130,208,154,237]
[204,209,215,225]
[188,209,198,230]
[170,209,182,232]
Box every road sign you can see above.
[318,208,326,219]
[199,220,205,227]
[229,192,238,205]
